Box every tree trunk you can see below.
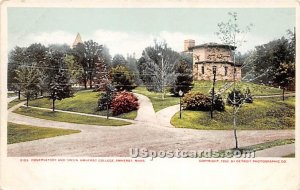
[84,77,87,89]
[106,103,109,119]
[282,88,285,101]
[52,99,55,112]
[18,90,21,100]
[26,96,29,107]
[40,90,43,96]
[233,115,238,149]
[89,73,93,89]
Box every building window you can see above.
[201,66,205,74]
[224,66,228,76]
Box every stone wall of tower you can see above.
[192,46,241,81]
[184,39,195,52]
[193,63,241,81]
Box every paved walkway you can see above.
[156,105,180,127]
[7,93,295,157]
[7,96,18,103]
[255,143,295,157]
[253,93,295,99]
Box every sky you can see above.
[7,8,295,57]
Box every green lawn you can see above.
[7,122,80,144]
[14,107,131,126]
[133,87,179,112]
[192,81,284,96]
[8,99,25,109]
[133,81,286,112]
[7,92,17,98]
[213,139,295,158]
[28,90,137,120]
[171,97,295,130]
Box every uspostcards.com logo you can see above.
[129,148,255,160]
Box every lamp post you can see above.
[158,52,164,100]
[179,90,184,119]
[210,67,217,119]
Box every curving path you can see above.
[7,93,295,157]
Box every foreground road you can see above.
[7,94,295,157]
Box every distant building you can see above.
[72,33,83,48]
[184,40,241,81]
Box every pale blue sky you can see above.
[8,8,295,56]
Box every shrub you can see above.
[213,94,225,111]
[244,87,253,103]
[183,91,225,111]
[227,89,244,106]
[97,84,116,111]
[111,91,139,116]
[98,93,112,111]
[182,92,211,111]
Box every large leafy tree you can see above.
[84,40,103,89]
[8,46,28,99]
[49,70,73,111]
[112,54,127,67]
[110,65,136,91]
[273,62,295,100]
[14,65,41,106]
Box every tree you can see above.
[216,12,252,149]
[112,54,127,67]
[170,59,193,96]
[110,65,136,91]
[273,62,295,101]
[64,55,84,86]
[8,46,28,99]
[14,65,41,107]
[84,40,103,89]
[49,70,73,111]
[138,40,179,99]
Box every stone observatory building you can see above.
[184,40,241,81]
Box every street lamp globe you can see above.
[179,90,184,97]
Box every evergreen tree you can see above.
[170,59,193,96]
[49,70,73,111]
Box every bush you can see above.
[213,94,225,111]
[227,89,244,106]
[111,91,139,116]
[182,92,211,111]
[97,85,116,111]
[98,93,112,111]
[182,91,225,111]
[244,87,253,103]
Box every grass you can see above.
[133,81,287,112]
[7,92,17,98]
[191,81,285,96]
[133,87,179,112]
[7,122,80,144]
[8,98,25,109]
[171,97,295,130]
[213,139,295,158]
[28,90,137,120]
[283,153,295,158]
[14,107,132,126]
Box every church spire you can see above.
[72,33,83,48]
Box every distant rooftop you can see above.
[189,42,236,50]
